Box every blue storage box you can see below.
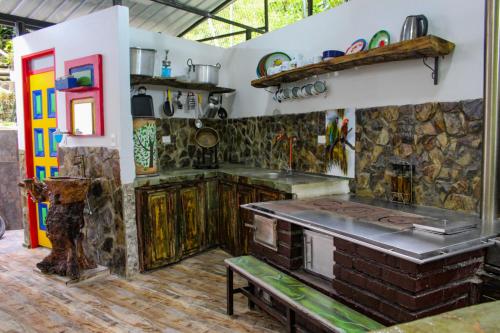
[55,77,78,91]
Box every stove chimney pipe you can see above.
[481,0,500,234]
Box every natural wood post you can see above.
[20,178,96,280]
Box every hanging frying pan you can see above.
[131,86,154,118]
[163,88,174,117]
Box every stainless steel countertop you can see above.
[242,194,499,264]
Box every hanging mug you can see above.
[273,90,282,102]
[311,81,327,95]
[282,87,292,100]
[302,84,314,96]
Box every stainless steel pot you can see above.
[130,47,156,76]
[187,58,221,85]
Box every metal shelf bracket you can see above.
[423,56,443,85]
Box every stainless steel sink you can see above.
[237,170,330,182]
[257,172,282,179]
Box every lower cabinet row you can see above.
[136,179,290,271]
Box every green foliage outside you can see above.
[0,26,13,66]
[133,122,158,169]
[0,92,16,123]
[184,0,345,48]
[0,25,14,124]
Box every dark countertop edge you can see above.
[133,167,348,193]
[241,204,496,264]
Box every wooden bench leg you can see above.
[248,282,256,310]
[286,307,296,333]
[227,266,234,316]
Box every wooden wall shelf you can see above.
[131,75,236,94]
[251,35,455,88]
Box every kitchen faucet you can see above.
[273,131,297,175]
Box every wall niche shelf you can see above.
[58,86,97,93]
[130,75,236,94]
[251,35,455,88]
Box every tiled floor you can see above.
[0,230,283,333]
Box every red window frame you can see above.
[64,54,104,136]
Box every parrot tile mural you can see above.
[325,108,355,178]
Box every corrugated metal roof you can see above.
[0,0,230,36]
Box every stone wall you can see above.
[58,147,127,275]
[122,182,139,277]
[158,99,482,214]
[221,112,325,173]
[158,112,325,174]
[356,99,483,213]
[0,91,16,123]
[0,128,22,230]
[158,118,225,169]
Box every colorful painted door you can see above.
[29,70,58,248]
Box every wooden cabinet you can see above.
[136,176,291,271]
[179,183,205,256]
[204,179,219,248]
[136,186,179,271]
[238,184,256,255]
[136,181,214,272]
[219,181,238,254]
[256,188,285,202]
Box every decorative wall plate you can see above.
[346,39,367,55]
[369,30,391,49]
[256,54,269,77]
[265,52,291,68]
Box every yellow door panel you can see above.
[30,70,57,249]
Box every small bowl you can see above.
[322,50,345,60]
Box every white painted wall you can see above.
[13,6,135,184]
[223,0,485,118]
[13,0,485,183]
[129,28,227,119]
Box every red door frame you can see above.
[21,48,56,248]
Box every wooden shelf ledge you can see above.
[251,35,455,88]
[131,75,236,94]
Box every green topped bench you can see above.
[225,256,384,333]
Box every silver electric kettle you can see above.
[400,15,428,41]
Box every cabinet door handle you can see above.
[310,238,314,269]
[306,237,313,269]
[244,223,256,230]
[305,238,313,267]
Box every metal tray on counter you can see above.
[413,219,478,235]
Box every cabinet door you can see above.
[204,179,219,248]
[219,181,238,254]
[256,188,283,202]
[138,186,178,271]
[179,183,205,256]
[238,184,256,255]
